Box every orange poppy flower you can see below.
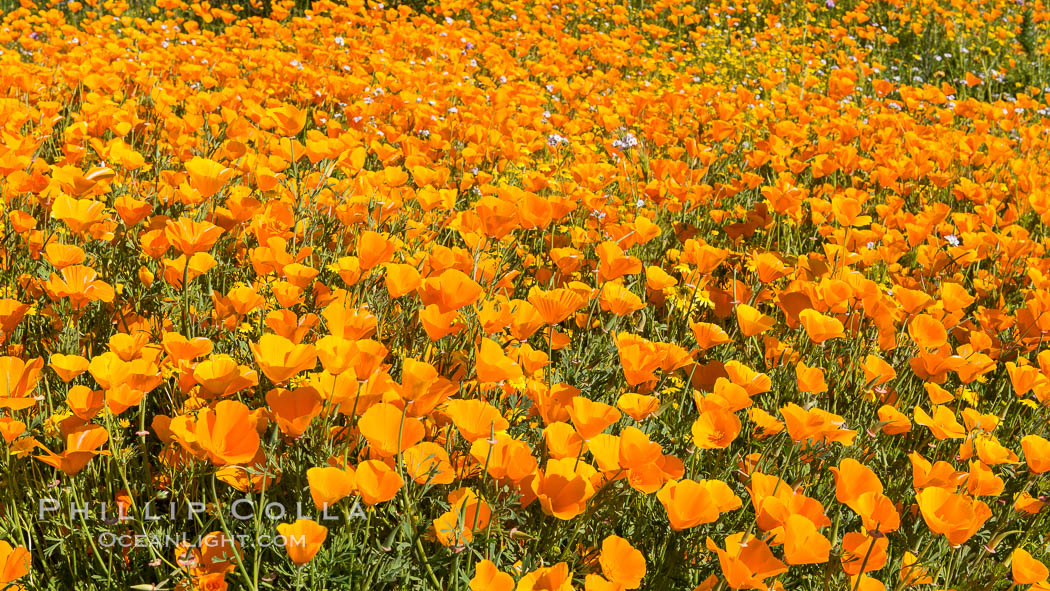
[645,266,677,291]
[194,355,258,399]
[0,356,43,410]
[795,362,828,393]
[162,333,214,363]
[266,386,323,439]
[1012,548,1050,586]
[799,309,844,343]
[51,194,105,234]
[735,304,775,337]
[1022,434,1050,473]
[877,405,911,435]
[780,403,856,446]
[657,479,741,530]
[899,552,934,586]
[596,241,642,281]
[691,407,742,449]
[909,452,967,491]
[909,314,948,349]
[617,425,661,468]
[599,535,646,589]
[723,361,771,397]
[616,393,660,422]
[862,355,896,387]
[840,531,888,575]
[690,321,731,350]
[419,269,484,313]
[357,231,396,272]
[470,560,514,591]
[567,397,620,440]
[35,425,109,475]
[829,458,883,505]
[0,541,29,586]
[307,466,356,510]
[270,103,307,137]
[384,263,422,298]
[276,519,327,565]
[165,217,223,256]
[530,457,597,520]
[0,418,25,443]
[516,563,574,591]
[543,422,585,459]
[43,242,86,269]
[185,156,237,199]
[433,488,491,546]
[848,491,901,533]
[250,334,317,385]
[916,487,992,545]
[476,338,523,384]
[914,405,965,440]
[781,514,831,565]
[446,399,509,442]
[614,333,665,386]
[599,282,645,316]
[355,459,404,505]
[194,400,261,466]
[705,533,787,590]
[359,402,425,457]
[402,442,455,485]
[44,265,115,309]
[471,434,537,483]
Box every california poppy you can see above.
[690,321,731,350]
[1012,548,1050,585]
[475,338,523,384]
[691,407,742,449]
[530,458,597,520]
[799,309,844,343]
[795,362,828,393]
[599,535,646,589]
[403,442,455,485]
[781,514,831,565]
[307,466,356,510]
[185,156,237,199]
[567,397,620,440]
[446,399,509,442]
[266,386,323,439]
[735,304,774,337]
[909,314,948,349]
[705,533,788,590]
[657,478,741,530]
[916,487,992,545]
[433,488,491,546]
[35,425,109,475]
[0,541,29,586]
[276,519,327,565]
[0,357,43,410]
[333,457,400,508]
[250,334,317,385]
[165,217,223,256]
[470,560,514,591]
[829,458,883,505]
[358,402,425,457]
[195,400,261,466]
[617,393,660,421]
[840,531,888,575]
[1022,434,1050,473]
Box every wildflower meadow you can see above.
[0,0,1048,588]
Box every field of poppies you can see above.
[0,0,1049,588]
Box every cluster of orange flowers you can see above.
[0,0,1049,588]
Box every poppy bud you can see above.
[138,265,154,287]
